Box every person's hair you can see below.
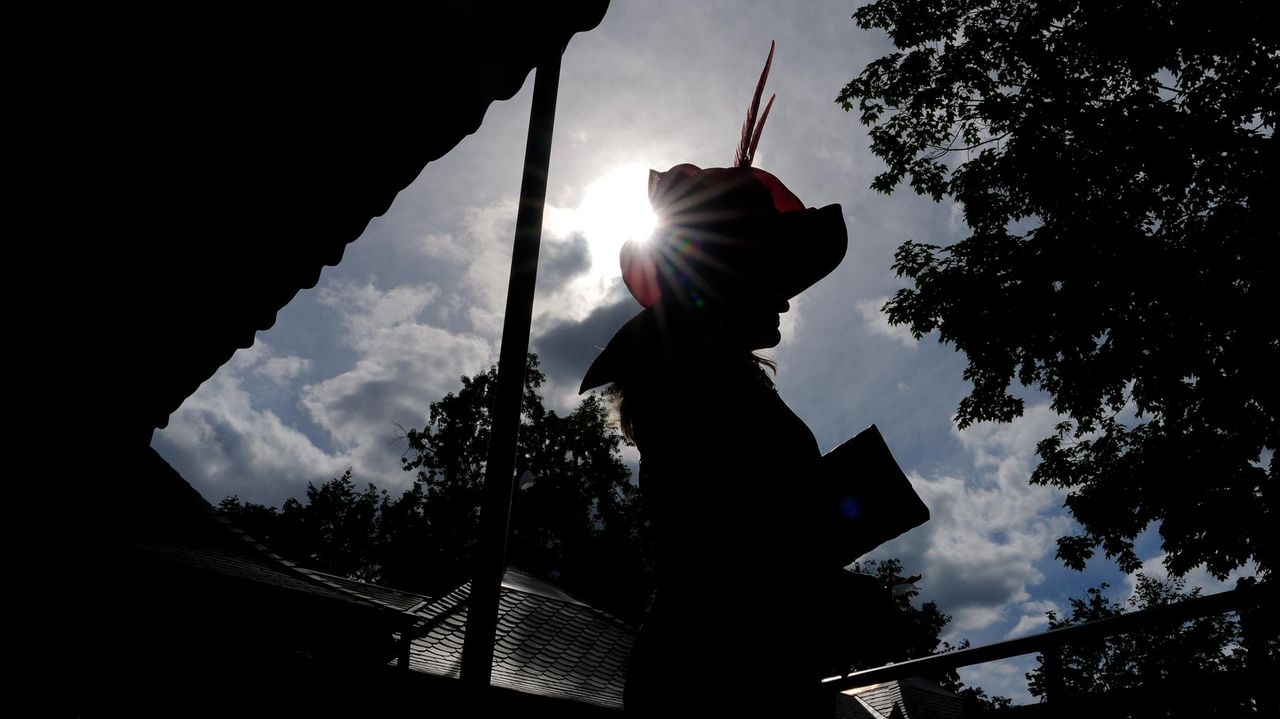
[607,353,776,443]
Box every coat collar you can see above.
[579,308,656,393]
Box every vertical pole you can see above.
[397,630,410,673]
[1042,644,1065,718]
[1238,579,1276,716]
[460,49,562,692]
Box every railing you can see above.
[824,580,1276,716]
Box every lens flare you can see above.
[575,163,658,275]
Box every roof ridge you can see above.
[294,565,434,614]
[497,569,640,632]
[211,515,395,613]
[853,694,892,719]
[143,447,401,617]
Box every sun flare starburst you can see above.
[573,163,657,274]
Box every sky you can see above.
[149,0,1254,703]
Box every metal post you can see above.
[460,49,562,691]
[1041,645,1065,717]
[1237,578,1276,716]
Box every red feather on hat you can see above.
[735,41,776,168]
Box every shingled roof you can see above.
[112,446,403,616]
[401,568,636,709]
[837,693,883,719]
[295,566,434,614]
[271,568,973,719]
[841,677,964,719]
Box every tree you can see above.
[398,354,652,620]
[219,354,654,623]
[839,1,1278,580]
[218,469,386,582]
[852,558,1013,712]
[850,558,952,663]
[284,469,386,582]
[1026,575,1252,716]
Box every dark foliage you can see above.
[852,558,1013,710]
[220,354,654,623]
[399,354,653,620]
[221,471,387,583]
[1026,575,1260,716]
[839,0,1278,580]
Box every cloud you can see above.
[856,296,918,348]
[533,295,640,390]
[317,280,441,343]
[412,198,610,338]
[1004,599,1061,639]
[151,341,350,506]
[454,200,524,332]
[869,403,1070,637]
[417,231,469,264]
[302,282,494,491]
[539,232,592,291]
[256,354,312,384]
[154,282,497,504]
[957,655,1039,706]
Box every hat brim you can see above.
[769,203,848,301]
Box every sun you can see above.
[573,163,657,277]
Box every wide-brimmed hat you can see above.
[620,41,846,311]
[582,42,847,393]
[620,163,846,310]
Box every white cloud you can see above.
[957,655,1039,706]
[952,605,1007,633]
[317,280,441,343]
[814,144,857,173]
[457,200,522,331]
[154,281,496,503]
[871,403,1070,637]
[1005,599,1061,639]
[855,296,917,348]
[417,231,469,264]
[302,282,494,491]
[256,354,312,384]
[152,341,350,505]
[410,198,612,338]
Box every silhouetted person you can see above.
[580,46,852,715]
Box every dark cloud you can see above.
[538,233,592,292]
[533,296,640,389]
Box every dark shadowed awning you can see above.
[43,5,609,711]
[65,1,608,439]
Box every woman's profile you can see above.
[578,44,858,716]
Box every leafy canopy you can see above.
[852,558,1013,711]
[1026,576,1263,716]
[398,354,651,619]
[839,0,1277,579]
[218,469,385,582]
[221,354,653,622]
